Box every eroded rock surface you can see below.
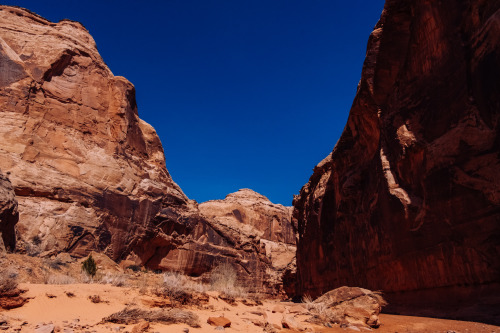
[0,6,288,295]
[199,189,296,296]
[0,170,18,253]
[293,0,500,324]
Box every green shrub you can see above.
[82,254,97,278]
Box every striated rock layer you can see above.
[199,189,296,295]
[0,6,283,295]
[293,0,500,324]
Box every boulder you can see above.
[207,317,231,328]
[293,0,500,325]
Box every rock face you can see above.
[0,170,18,253]
[199,189,296,295]
[293,0,500,324]
[0,6,288,295]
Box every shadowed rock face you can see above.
[0,170,18,253]
[0,6,287,295]
[293,0,500,324]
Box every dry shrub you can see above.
[44,274,76,285]
[100,273,128,287]
[89,295,101,303]
[103,307,200,328]
[209,263,246,298]
[154,272,208,305]
[0,270,18,295]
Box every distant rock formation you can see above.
[0,170,18,253]
[199,189,296,295]
[293,0,500,324]
[0,6,291,296]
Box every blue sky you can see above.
[4,1,385,205]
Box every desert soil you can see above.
[0,283,498,333]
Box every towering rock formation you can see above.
[0,6,289,295]
[200,189,296,295]
[0,5,190,259]
[0,170,18,254]
[293,0,500,324]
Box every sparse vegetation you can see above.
[154,271,208,305]
[209,262,246,298]
[81,254,98,278]
[44,274,76,285]
[89,295,101,303]
[100,272,128,287]
[103,307,200,328]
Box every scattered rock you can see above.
[281,315,304,331]
[35,323,55,333]
[207,317,231,328]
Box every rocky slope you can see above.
[0,6,284,295]
[199,189,296,295]
[0,170,18,254]
[293,0,500,324]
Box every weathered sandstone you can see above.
[293,0,500,324]
[199,189,296,295]
[0,6,289,295]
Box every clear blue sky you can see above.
[4,1,385,205]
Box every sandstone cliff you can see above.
[293,0,500,324]
[0,6,288,295]
[199,189,296,295]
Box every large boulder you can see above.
[293,0,500,324]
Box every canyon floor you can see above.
[1,283,499,333]
[0,253,498,333]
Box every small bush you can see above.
[82,254,98,278]
[126,265,141,272]
[100,273,127,287]
[209,262,246,298]
[44,274,76,285]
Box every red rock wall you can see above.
[0,6,281,296]
[293,0,500,324]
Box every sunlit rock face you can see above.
[0,5,190,259]
[199,189,296,296]
[293,0,500,324]
[0,6,292,296]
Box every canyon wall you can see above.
[293,0,500,324]
[0,6,283,295]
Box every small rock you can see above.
[214,327,224,331]
[207,317,231,328]
[183,329,189,333]
[35,323,55,333]
[281,315,304,331]
[131,321,149,333]
[288,305,307,314]
[271,305,285,313]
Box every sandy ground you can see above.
[0,283,498,333]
